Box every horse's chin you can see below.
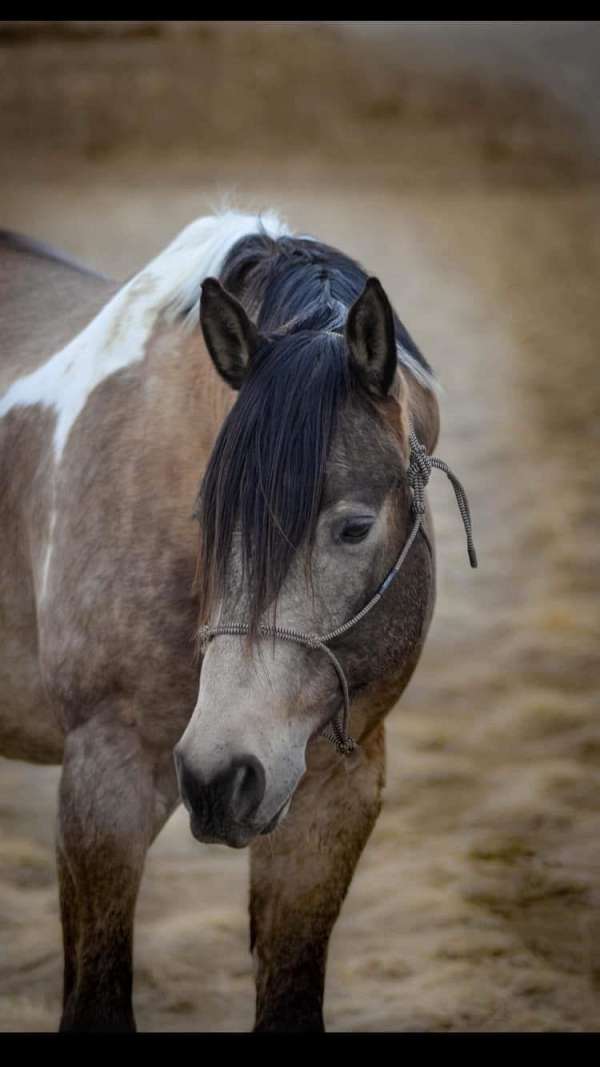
[189,816,253,849]
[189,796,292,849]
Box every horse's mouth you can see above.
[188,795,292,849]
[259,796,292,836]
[189,815,252,849]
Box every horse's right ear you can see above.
[345,277,397,397]
[200,278,259,390]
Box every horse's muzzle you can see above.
[174,746,267,848]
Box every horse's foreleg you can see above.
[57,711,175,1032]
[249,723,385,1032]
[57,844,78,1010]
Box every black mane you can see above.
[197,230,432,633]
[220,232,432,377]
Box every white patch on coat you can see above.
[1,209,290,600]
[40,507,57,599]
[0,209,291,460]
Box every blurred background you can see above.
[1,20,599,1031]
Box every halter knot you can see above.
[335,736,358,757]
[407,432,432,515]
[305,633,322,650]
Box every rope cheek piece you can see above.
[198,431,477,757]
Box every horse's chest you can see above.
[37,514,201,745]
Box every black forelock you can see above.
[197,328,350,633]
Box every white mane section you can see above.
[396,343,440,394]
[155,209,291,330]
[0,210,291,461]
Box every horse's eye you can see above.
[338,517,374,544]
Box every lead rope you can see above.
[407,432,477,569]
[198,432,477,756]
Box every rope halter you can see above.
[198,431,477,756]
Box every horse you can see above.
[0,209,475,1032]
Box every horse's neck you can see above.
[136,322,234,483]
[99,321,234,547]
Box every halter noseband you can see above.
[198,431,477,756]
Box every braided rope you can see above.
[198,433,477,756]
[407,432,478,568]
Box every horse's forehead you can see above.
[324,402,404,502]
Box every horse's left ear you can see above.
[200,277,260,390]
[345,277,397,397]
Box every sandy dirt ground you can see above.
[1,22,599,1032]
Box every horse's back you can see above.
[0,232,118,393]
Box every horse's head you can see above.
[174,275,439,847]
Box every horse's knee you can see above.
[60,713,153,842]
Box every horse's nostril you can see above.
[225,756,266,822]
[176,751,266,833]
